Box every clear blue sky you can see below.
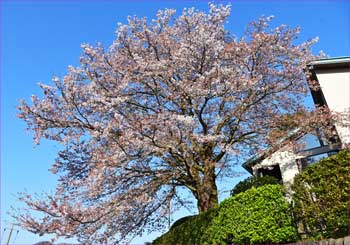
[1,0,349,244]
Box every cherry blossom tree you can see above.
[15,4,334,243]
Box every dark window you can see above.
[258,165,282,180]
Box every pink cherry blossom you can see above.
[14,4,340,243]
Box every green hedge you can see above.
[168,214,196,230]
[207,184,298,244]
[292,151,350,240]
[153,184,298,244]
[152,209,217,244]
[231,175,281,196]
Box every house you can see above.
[242,57,350,187]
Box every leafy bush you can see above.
[231,175,281,196]
[168,215,195,229]
[154,185,297,244]
[292,151,350,240]
[207,184,298,244]
[152,209,217,244]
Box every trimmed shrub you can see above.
[152,208,217,244]
[168,214,195,229]
[292,151,350,240]
[231,175,281,196]
[207,184,298,244]
[154,184,298,244]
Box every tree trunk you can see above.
[195,166,218,213]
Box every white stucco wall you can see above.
[247,62,349,197]
[315,68,350,144]
[252,149,300,186]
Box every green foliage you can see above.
[168,215,196,229]
[207,184,298,244]
[152,209,218,244]
[231,175,281,196]
[292,151,350,239]
[154,185,297,244]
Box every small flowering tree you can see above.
[15,4,334,243]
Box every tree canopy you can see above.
[15,4,332,243]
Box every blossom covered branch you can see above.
[14,4,337,243]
